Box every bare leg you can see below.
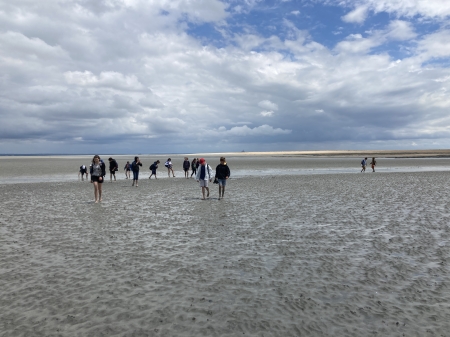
[93,181,99,202]
[221,186,225,198]
[206,187,209,198]
[201,187,206,200]
[98,183,102,201]
[218,186,222,199]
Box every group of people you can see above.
[361,157,377,172]
[79,156,231,203]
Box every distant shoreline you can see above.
[190,149,450,158]
[2,149,450,159]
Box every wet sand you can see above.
[1,171,450,336]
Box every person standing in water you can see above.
[190,158,197,178]
[370,157,377,172]
[149,160,160,179]
[124,161,131,179]
[108,157,118,182]
[131,156,142,187]
[90,155,106,203]
[196,158,213,200]
[183,157,190,179]
[361,157,368,173]
[165,158,175,177]
[215,157,230,200]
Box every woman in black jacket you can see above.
[90,155,106,203]
[215,157,230,200]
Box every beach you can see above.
[1,155,450,336]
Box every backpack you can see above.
[361,160,365,165]
[150,163,156,170]
[131,161,137,171]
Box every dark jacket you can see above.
[183,160,190,169]
[109,159,118,171]
[215,164,230,180]
[131,161,143,172]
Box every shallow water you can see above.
[1,155,449,184]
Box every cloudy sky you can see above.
[1,0,450,154]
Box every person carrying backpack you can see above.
[131,156,143,187]
[149,160,160,179]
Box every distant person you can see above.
[90,155,106,203]
[149,160,160,179]
[196,158,213,200]
[131,156,143,187]
[79,164,88,181]
[108,157,118,182]
[215,157,230,200]
[183,157,190,178]
[370,157,377,172]
[196,158,200,171]
[190,158,197,177]
[165,158,175,177]
[361,157,368,173]
[124,161,131,179]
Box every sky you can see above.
[1,0,450,154]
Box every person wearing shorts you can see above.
[149,160,160,179]
[165,158,175,177]
[90,155,106,203]
[195,158,213,200]
[215,157,230,200]
[108,157,118,182]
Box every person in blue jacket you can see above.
[131,156,143,187]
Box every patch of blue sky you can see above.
[186,22,228,48]
[422,58,450,68]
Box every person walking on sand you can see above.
[215,157,230,200]
[149,160,160,179]
[131,156,143,187]
[196,158,213,200]
[190,158,197,178]
[370,157,377,172]
[165,158,175,177]
[183,157,190,178]
[108,157,118,182]
[361,157,368,173]
[124,161,131,179]
[79,164,89,181]
[90,155,106,203]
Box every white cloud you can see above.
[340,0,450,23]
[218,125,291,136]
[260,111,274,117]
[1,0,450,153]
[258,100,278,111]
[342,6,368,24]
